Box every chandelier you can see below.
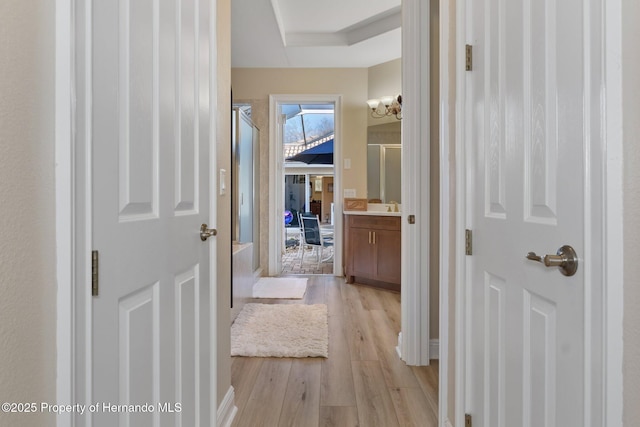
[366,95,402,120]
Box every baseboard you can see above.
[443,417,453,427]
[430,338,439,360]
[397,334,439,361]
[217,386,238,427]
[252,267,263,282]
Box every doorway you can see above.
[268,95,343,277]
[280,102,335,275]
[448,0,623,424]
[282,173,335,274]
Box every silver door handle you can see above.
[525,245,578,276]
[200,223,217,241]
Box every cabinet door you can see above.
[373,229,401,284]
[350,228,376,278]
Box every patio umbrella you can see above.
[287,139,333,164]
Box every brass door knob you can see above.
[525,245,578,276]
[200,223,217,241]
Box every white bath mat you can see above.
[231,303,328,358]
[252,277,308,299]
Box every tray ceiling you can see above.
[231,0,402,68]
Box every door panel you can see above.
[523,0,559,225]
[175,0,198,215]
[373,229,401,284]
[522,290,556,427]
[467,0,587,425]
[351,228,375,278]
[118,0,158,220]
[119,284,158,426]
[175,267,198,426]
[485,273,506,427]
[483,0,506,220]
[91,0,213,425]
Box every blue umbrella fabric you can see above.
[287,139,334,164]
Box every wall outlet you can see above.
[344,189,356,198]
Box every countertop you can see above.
[343,210,401,217]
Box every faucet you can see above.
[389,201,399,212]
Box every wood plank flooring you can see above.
[230,276,438,427]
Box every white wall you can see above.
[0,1,57,425]
[623,0,640,422]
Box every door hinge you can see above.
[465,229,473,255]
[465,413,472,427]
[91,250,99,296]
[465,44,473,71]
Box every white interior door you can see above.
[466,0,600,425]
[91,0,214,425]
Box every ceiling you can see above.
[231,0,402,68]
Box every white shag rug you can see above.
[231,303,328,358]
[252,277,308,299]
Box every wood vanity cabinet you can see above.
[344,214,401,291]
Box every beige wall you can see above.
[623,0,640,422]
[231,67,369,197]
[367,59,402,127]
[0,1,56,425]
[232,68,369,273]
[217,0,233,407]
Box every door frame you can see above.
[398,0,432,368]
[56,1,93,425]
[268,94,343,277]
[55,2,74,426]
[445,0,625,426]
[55,1,220,425]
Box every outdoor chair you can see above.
[299,214,333,268]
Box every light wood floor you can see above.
[230,276,438,427]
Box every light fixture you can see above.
[367,94,402,120]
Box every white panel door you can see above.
[91,0,214,425]
[466,0,598,426]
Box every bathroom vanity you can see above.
[343,210,401,292]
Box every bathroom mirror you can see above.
[367,122,401,203]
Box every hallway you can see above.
[230,276,438,426]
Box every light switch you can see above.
[219,169,226,195]
[344,158,351,169]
